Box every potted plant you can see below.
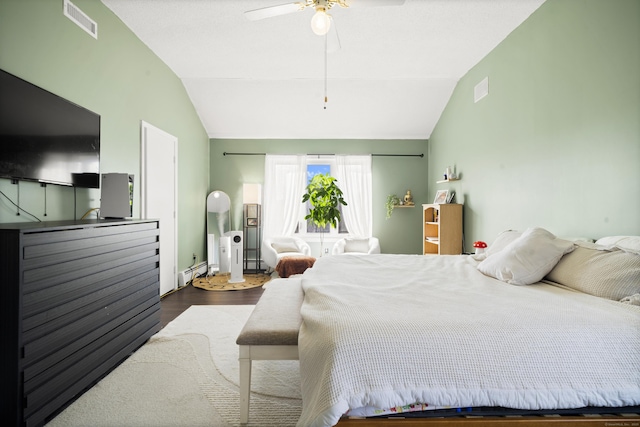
[302,173,347,255]
[385,194,401,219]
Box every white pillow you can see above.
[472,230,521,261]
[477,227,575,285]
[617,238,640,255]
[271,242,299,254]
[486,230,522,257]
[344,238,370,253]
[559,236,595,243]
[621,294,640,306]
[595,236,640,255]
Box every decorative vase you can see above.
[403,190,413,205]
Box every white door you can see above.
[141,121,177,296]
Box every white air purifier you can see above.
[226,231,244,283]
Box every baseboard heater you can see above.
[178,261,207,287]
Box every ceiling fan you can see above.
[245,0,405,109]
[244,0,406,37]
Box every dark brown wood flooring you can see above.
[160,283,265,328]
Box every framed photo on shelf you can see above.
[247,218,258,227]
[433,190,449,204]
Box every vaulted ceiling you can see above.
[101,0,546,139]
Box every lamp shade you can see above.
[243,183,262,205]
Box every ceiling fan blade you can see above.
[345,0,406,7]
[244,2,305,21]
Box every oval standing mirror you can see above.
[206,190,231,275]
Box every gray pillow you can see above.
[546,244,640,301]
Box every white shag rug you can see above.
[46,305,302,427]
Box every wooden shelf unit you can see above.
[422,204,463,255]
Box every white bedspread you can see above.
[297,254,640,427]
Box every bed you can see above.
[295,228,640,427]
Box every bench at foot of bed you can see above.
[235,278,303,424]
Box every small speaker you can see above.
[100,173,133,219]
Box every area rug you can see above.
[192,273,272,291]
[46,305,301,427]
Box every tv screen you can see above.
[0,69,100,188]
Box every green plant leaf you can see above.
[301,173,347,231]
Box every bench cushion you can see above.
[236,278,303,346]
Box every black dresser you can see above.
[0,219,161,426]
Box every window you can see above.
[262,154,371,243]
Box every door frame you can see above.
[140,120,178,295]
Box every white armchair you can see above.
[331,237,381,255]
[262,236,312,269]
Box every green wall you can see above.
[0,0,210,271]
[209,139,429,254]
[429,0,640,250]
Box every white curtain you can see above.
[262,154,307,239]
[335,155,372,238]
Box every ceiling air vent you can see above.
[63,0,97,39]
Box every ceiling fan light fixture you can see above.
[310,7,331,36]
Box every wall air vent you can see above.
[474,76,489,103]
[63,0,97,39]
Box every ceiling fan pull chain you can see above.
[324,31,328,110]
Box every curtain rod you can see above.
[222,152,424,158]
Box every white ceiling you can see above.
[100,0,546,140]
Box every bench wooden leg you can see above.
[239,346,252,424]
[238,345,299,424]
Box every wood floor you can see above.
[160,283,265,328]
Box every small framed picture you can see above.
[246,205,258,219]
[433,189,449,204]
[247,218,258,226]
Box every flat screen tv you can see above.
[0,68,100,188]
